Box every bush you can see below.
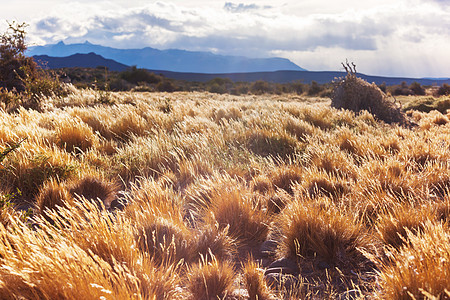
[119,66,161,85]
[0,21,66,110]
[436,83,450,96]
[156,80,175,92]
[0,22,37,93]
[250,80,272,94]
[410,82,425,96]
[391,81,413,96]
[307,80,323,96]
[331,63,407,124]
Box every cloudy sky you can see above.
[2,0,449,77]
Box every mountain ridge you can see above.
[28,41,305,73]
[34,53,129,71]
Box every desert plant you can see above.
[332,62,407,124]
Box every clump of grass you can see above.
[376,222,450,299]
[403,95,450,114]
[243,257,274,300]
[244,129,300,160]
[192,224,236,262]
[0,198,184,299]
[0,144,77,201]
[375,203,433,249]
[68,174,120,209]
[56,117,98,153]
[284,116,315,141]
[302,170,350,200]
[201,181,269,245]
[135,216,192,265]
[269,165,303,195]
[275,199,374,269]
[186,255,235,300]
[35,178,74,218]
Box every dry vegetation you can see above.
[0,86,450,299]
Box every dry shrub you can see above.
[243,257,274,300]
[275,199,374,269]
[332,65,406,125]
[377,222,450,299]
[186,255,235,300]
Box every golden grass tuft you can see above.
[135,216,192,265]
[68,174,120,208]
[56,117,98,153]
[243,257,274,300]
[375,203,434,249]
[192,224,236,262]
[35,178,74,218]
[377,222,450,299]
[202,182,269,244]
[269,165,303,195]
[275,199,375,268]
[186,255,235,300]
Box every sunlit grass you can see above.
[0,90,449,298]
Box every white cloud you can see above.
[7,0,448,77]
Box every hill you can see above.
[33,53,129,71]
[28,41,305,73]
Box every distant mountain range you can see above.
[33,52,450,86]
[28,41,305,73]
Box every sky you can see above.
[1,0,450,78]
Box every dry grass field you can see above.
[0,88,450,299]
